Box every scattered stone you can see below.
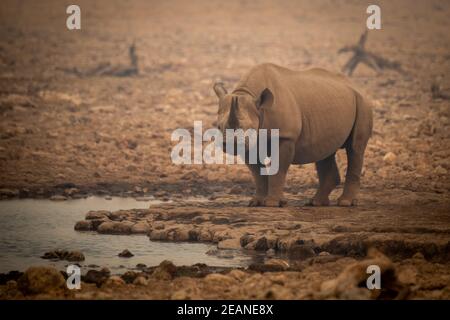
[412,252,425,260]
[97,221,133,234]
[41,250,85,262]
[240,233,256,247]
[275,222,301,230]
[118,249,134,258]
[133,276,149,286]
[136,263,147,269]
[135,196,152,201]
[255,237,269,251]
[317,248,409,299]
[83,268,110,287]
[107,210,130,221]
[121,271,139,284]
[383,152,397,164]
[0,271,23,285]
[50,195,67,201]
[228,185,243,194]
[17,266,65,295]
[74,220,93,231]
[248,262,286,272]
[153,222,165,230]
[264,259,290,271]
[288,244,316,260]
[244,240,257,250]
[216,251,235,259]
[103,275,125,287]
[309,254,341,265]
[217,238,241,250]
[434,166,447,176]
[131,221,150,234]
[149,229,168,240]
[85,210,109,220]
[397,266,418,286]
[204,273,235,286]
[227,269,247,281]
[90,219,108,230]
[211,217,230,224]
[64,188,79,196]
[151,260,177,280]
[192,215,208,223]
[206,250,218,258]
[154,190,167,197]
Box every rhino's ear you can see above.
[213,82,227,99]
[257,88,274,109]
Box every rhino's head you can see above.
[213,82,273,136]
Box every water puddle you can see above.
[0,197,263,274]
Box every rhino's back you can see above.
[257,65,358,163]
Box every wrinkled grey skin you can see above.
[213,63,373,207]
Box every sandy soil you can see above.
[0,0,449,299]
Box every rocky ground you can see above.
[0,0,449,299]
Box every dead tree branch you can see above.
[59,43,138,77]
[339,31,403,76]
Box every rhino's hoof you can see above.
[248,198,264,207]
[264,198,287,207]
[307,197,330,207]
[337,198,358,207]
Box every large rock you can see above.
[288,244,316,260]
[85,210,109,220]
[204,273,235,286]
[118,249,134,258]
[103,275,125,287]
[74,220,93,231]
[198,229,213,242]
[108,210,131,221]
[0,271,23,285]
[17,266,65,295]
[131,221,150,234]
[170,227,191,241]
[317,248,410,299]
[41,250,85,262]
[217,238,241,250]
[151,260,177,280]
[83,268,110,287]
[97,221,134,234]
[149,229,168,240]
[121,271,139,284]
[133,276,149,286]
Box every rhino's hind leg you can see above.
[247,163,268,207]
[338,147,365,206]
[308,153,340,206]
[338,93,372,207]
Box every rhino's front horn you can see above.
[228,96,239,128]
[213,82,227,99]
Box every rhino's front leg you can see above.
[264,139,295,207]
[247,164,268,207]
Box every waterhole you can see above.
[0,197,263,274]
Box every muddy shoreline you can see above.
[2,193,449,299]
